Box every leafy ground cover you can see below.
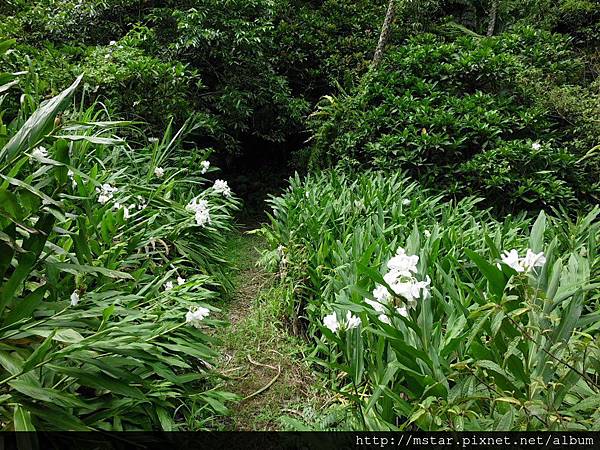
[262,171,600,430]
[0,53,240,430]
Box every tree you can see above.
[372,0,397,68]
[487,0,499,36]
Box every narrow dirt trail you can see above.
[215,229,320,430]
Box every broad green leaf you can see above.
[13,405,36,431]
[0,75,83,164]
[22,330,56,373]
[465,249,506,299]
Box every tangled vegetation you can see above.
[1,0,599,432]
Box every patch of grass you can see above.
[214,231,339,430]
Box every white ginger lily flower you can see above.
[96,183,118,205]
[186,197,211,227]
[31,146,48,160]
[500,249,524,272]
[323,312,339,333]
[186,307,210,328]
[522,249,546,270]
[213,179,232,197]
[372,285,391,304]
[70,292,80,306]
[200,160,210,174]
[345,311,361,330]
[387,247,419,276]
[378,314,391,325]
[396,306,409,317]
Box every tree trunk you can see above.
[486,0,499,36]
[372,0,397,68]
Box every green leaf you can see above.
[52,262,134,279]
[0,75,83,164]
[13,405,36,431]
[22,330,56,373]
[465,248,506,299]
[55,135,124,145]
[2,286,47,327]
[528,211,546,253]
[8,380,91,409]
[496,408,514,431]
[0,214,55,315]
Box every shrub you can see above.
[308,30,598,211]
[2,0,309,153]
[263,170,600,430]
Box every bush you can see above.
[0,59,239,430]
[263,170,600,430]
[308,30,598,211]
[1,0,309,152]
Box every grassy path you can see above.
[215,229,324,430]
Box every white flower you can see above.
[372,285,391,303]
[402,199,411,206]
[323,312,339,333]
[70,291,80,306]
[104,54,110,59]
[424,230,431,238]
[185,306,210,328]
[396,306,409,317]
[378,314,391,325]
[31,146,48,160]
[200,160,210,174]
[177,276,186,285]
[135,196,147,210]
[345,311,361,330]
[411,276,431,300]
[370,247,431,317]
[164,281,174,291]
[123,205,131,219]
[500,249,525,272]
[98,194,111,204]
[186,197,211,227]
[68,169,77,188]
[366,298,387,313]
[154,167,165,178]
[96,183,117,205]
[532,142,541,151]
[109,40,116,46]
[522,249,546,270]
[148,137,159,143]
[390,279,419,304]
[387,247,419,277]
[213,179,232,198]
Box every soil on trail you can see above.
[216,230,318,431]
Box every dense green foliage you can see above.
[264,171,600,430]
[1,0,599,433]
[0,0,393,154]
[308,29,599,211]
[0,46,239,430]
